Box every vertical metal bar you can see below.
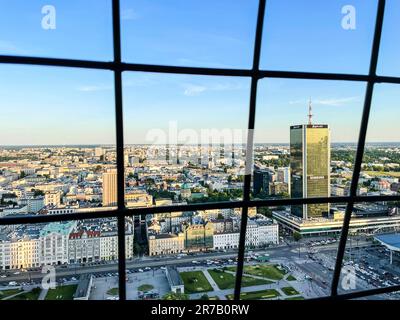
[331,0,386,296]
[234,0,266,300]
[112,0,127,301]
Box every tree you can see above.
[162,292,189,300]
[293,231,302,258]
[293,231,302,242]
[258,207,272,218]
[200,294,209,300]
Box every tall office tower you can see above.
[253,168,274,195]
[102,169,117,207]
[290,100,330,219]
[95,147,104,157]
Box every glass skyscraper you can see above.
[290,124,330,219]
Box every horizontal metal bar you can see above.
[0,210,119,225]
[2,55,400,85]
[1,195,400,225]
[121,62,253,77]
[258,70,371,82]
[0,55,114,70]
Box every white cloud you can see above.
[0,40,26,54]
[183,85,207,96]
[289,96,360,107]
[183,82,245,96]
[121,9,139,21]
[77,85,112,92]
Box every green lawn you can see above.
[10,288,41,300]
[285,296,305,300]
[208,269,271,290]
[227,264,286,281]
[227,289,281,300]
[180,271,213,294]
[137,284,154,292]
[0,288,23,300]
[45,284,77,300]
[286,275,297,281]
[364,171,400,178]
[281,286,300,296]
[107,287,119,296]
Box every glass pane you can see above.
[377,0,400,76]
[338,201,400,298]
[0,65,116,216]
[252,78,366,219]
[0,0,113,60]
[0,217,130,300]
[358,84,400,197]
[123,72,250,207]
[121,0,258,68]
[126,209,242,300]
[260,0,377,74]
[246,205,342,300]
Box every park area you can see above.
[227,289,281,300]
[45,284,77,300]
[226,264,287,281]
[208,269,272,290]
[281,286,300,296]
[180,271,213,294]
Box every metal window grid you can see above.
[0,0,400,301]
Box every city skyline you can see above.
[1,1,400,145]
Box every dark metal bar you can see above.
[0,55,114,70]
[331,0,386,296]
[112,0,127,301]
[234,0,266,301]
[258,70,370,82]
[4,54,400,85]
[1,194,400,226]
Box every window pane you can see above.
[252,78,366,217]
[238,205,342,300]
[123,72,250,207]
[126,210,241,300]
[358,84,400,197]
[0,65,117,216]
[0,218,131,300]
[121,0,258,68]
[0,0,113,60]
[339,201,400,297]
[260,0,377,74]
[377,0,400,76]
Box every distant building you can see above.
[102,169,117,207]
[148,233,185,256]
[40,221,77,266]
[68,229,101,264]
[165,267,184,294]
[253,169,273,195]
[213,218,279,250]
[290,121,330,218]
[73,274,94,300]
[183,222,214,251]
[44,191,62,207]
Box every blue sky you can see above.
[0,0,399,145]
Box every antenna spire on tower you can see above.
[308,97,313,125]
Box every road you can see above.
[0,240,371,285]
